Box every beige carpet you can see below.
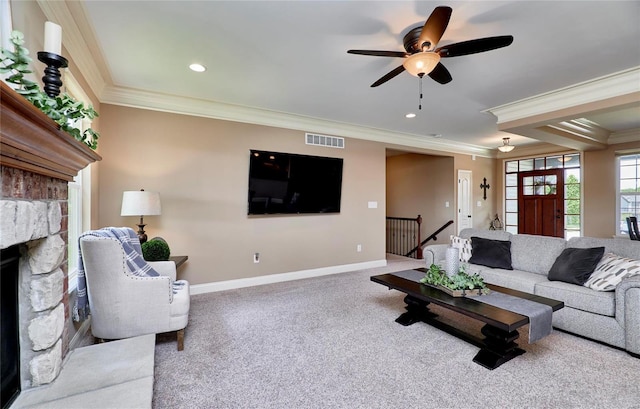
[153,256,640,408]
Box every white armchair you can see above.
[79,236,190,350]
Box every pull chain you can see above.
[418,73,424,110]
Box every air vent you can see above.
[305,133,344,149]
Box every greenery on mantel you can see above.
[0,31,99,149]
[420,263,489,292]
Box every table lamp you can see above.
[121,189,161,244]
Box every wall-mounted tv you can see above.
[248,150,343,215]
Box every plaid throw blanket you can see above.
[72,227,161,321]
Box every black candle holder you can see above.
[37,51,68,97]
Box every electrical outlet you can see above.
[357,244,362,252]
[253,252,260,263]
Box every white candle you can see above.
[43,21,62,55]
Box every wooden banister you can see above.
[386,215,422,259]
[404,219,454,258]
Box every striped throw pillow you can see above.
[450,235,472,263]
[584,253,640,291]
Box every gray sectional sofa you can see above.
[423,228,640,357]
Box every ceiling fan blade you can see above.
[428,62,452,84]
[436,35,514,57]
[418,6,452,50]
[371,65,406,87]
[347,50,409,58]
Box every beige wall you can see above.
[98,105,387,285]
[385,152,496,242]
[584,141,640,237]
[10,1,46,80]
[453,153,497,230]
[386,154,456,242]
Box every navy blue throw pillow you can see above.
[548,247,605,285]
[468,236,513,270]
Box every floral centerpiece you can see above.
[420,263,489,297]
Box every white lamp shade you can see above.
[121,190,161,216]
[402,52,441,77]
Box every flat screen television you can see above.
[248,150,343,215]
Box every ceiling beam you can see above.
[525,126,607,151]
[485,68,640,150]
[486,68,640,124]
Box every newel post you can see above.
[416,214,423,259]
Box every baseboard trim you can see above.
[190,259,387,295]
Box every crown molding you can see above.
[101,85,494,158]
[609,128,640,145]
[485,67,640,124]
[35,0,494,158]
[35,1,635,158]
[37,0,107,101]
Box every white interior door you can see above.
[458,170,473,234]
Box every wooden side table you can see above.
[169,255,188,269]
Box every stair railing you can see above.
[386,215,422,259]
[404,219,454,258]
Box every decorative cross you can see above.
[480,178,490,200]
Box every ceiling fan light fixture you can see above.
[497,137,515,153]
[402,52,441,77]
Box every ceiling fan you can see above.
[347,6,514,87]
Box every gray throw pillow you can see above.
[468,236,513,270]
[548,247,605,285]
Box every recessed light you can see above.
[189,63,206,72]
[405,113,416,118]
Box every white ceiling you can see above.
[45,1,640,155]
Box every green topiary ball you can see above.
[142,239,171,261]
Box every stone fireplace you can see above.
[1,169,69,388]
[0,82,100,406]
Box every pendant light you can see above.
[498,137,515,153]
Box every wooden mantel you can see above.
[0,81,101,181]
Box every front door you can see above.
[518,169,564,237]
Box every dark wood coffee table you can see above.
[371,269,564,369]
